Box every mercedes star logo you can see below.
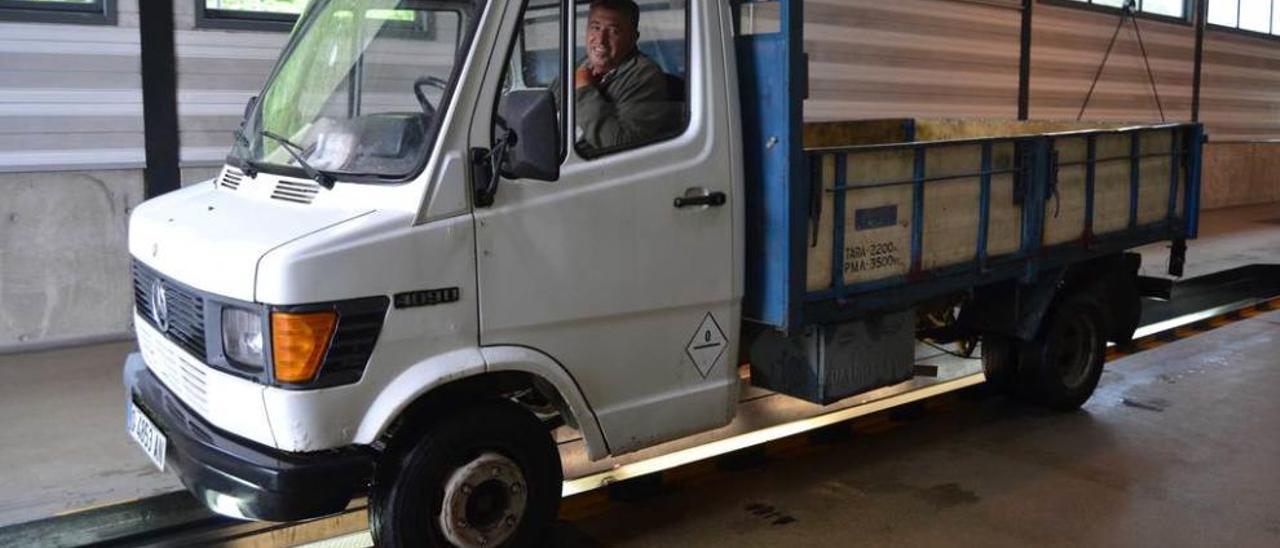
[150,279,169,332]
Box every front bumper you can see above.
[123,353,373,522]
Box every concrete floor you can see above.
[0,202,1276,538]
[0,341,178,527]
[1136,201,1280,279]
[565,310,1280,547]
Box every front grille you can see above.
[138,320,210,416]
[133,260,207,360]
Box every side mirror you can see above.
[496,89,560,181]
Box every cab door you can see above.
[473,0,740,455]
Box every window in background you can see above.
[198,0,431,32]
[197,0,303,30]
[1056,0,1191,19]
[1208,0,1280,36]
[0,0,115,24]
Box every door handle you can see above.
[674,191,726,208]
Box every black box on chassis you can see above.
[748,309,916,405]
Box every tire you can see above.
[1015,291,1108,411]
[1100,277,1141,344]
[980,333,1019,393]
[370,400,563,548]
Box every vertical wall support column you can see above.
[1191,0,1206,122]
[1018,0,1034,120]
[139,0,181,198]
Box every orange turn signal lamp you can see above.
[271,310,337,383]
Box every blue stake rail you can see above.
[735,1,1203,333]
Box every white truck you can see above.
[122,0,1202,546]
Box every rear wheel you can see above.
[980,333,1019,393]
[1015,292,1108,410]
[370,400,562,547]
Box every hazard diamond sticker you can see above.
[686,312,728,378]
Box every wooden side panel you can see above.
[946,141,1021,260]
[1092,134,1133,235]
[1137,129,1174,226]
[805,149,915,291]
[803,119,911,148]
[921,145,982,270]
[987,144,1023,258]
[805,141,1025,292]
[913,118,1127,141]
[841,151,915,284]
[1044,136,1087,246]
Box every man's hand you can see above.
[574,64,595,90]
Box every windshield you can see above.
[232,0,472,182]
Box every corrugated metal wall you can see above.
[2,0,1280,351]
[1030,2,1195,122]
[804,0,1023,121]
[4,0,1280,174]
[1201,28,1280,142]
[173,1,284,168]
[0,0,143,173]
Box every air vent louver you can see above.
[271,179,321,204]
[220,168,244,190]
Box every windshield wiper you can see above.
[230,128,260,177]
[259,130,336,189]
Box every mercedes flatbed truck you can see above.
[123,1,1202,546]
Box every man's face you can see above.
[586,6,637,73]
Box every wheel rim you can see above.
[440,452,527,547]
[1053,312,1098,388]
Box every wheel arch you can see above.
[355,346,610,461]
[482,345,610,460]
[962,252,1141,343]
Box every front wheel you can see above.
[370,400,562,547]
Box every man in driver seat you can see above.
[569,0,681,153]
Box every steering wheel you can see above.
[413,76,449,118]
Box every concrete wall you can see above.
[0,171,142,350]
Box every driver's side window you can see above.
[495,0,566,160]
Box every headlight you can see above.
[222,308,265,367]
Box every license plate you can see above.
[128,402,167,472]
